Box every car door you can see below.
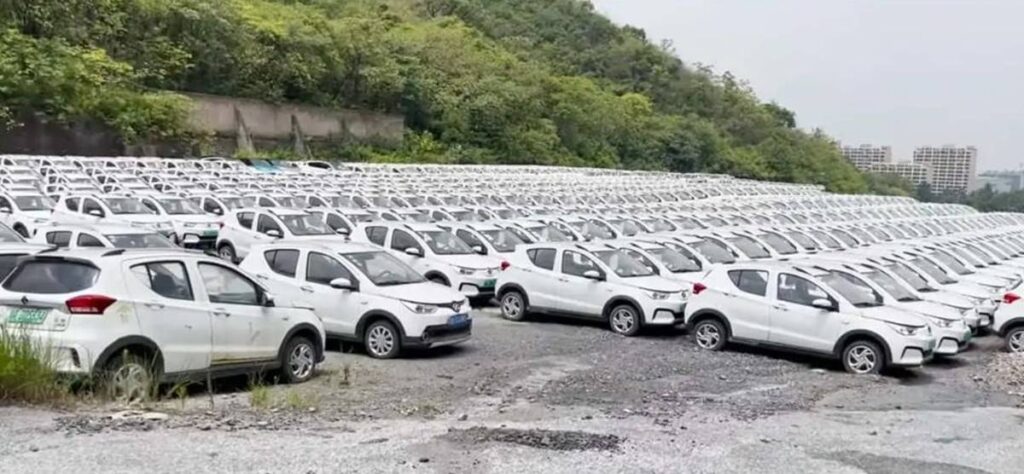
[258,248,302,303]
[555,250,606,317]
[300,251,361,337]
[127,260,212,374]
[768,272,842,353]
[721,269,772,341]
[196,262,278,364]
[520,248,561,310]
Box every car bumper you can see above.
[456,275,498,297]
[933,326,972,356]
[403,320,472,349]
[889,336,937,367]
[648,305,687,326]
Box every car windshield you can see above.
[643,219,675,232]
[159,198,204,215]
[342,251,425,286]
[451,210,479,222]
[648,247,701,272]
[279,214,332,236]
[929,250,973,275]
[809,231,842,249]
[786,231,820,251]
[727,236,770,259]
[757,233,797,255]
[674,218,702,230]
[275,197,302,208]
[949,247,984,267]
[909,256,956,284]
[831,230,859,247]
[594,250,655,278]
[220,197,254,209]
[478,229,525,253]
[862,268,920,302]
[528,225,571,242]
[885,262,932,292]
[964,244,999,265]
[692,238,736,264]
[105,233,176,248]
[103,197,154,215]
[418,230,475,255]
[821,271,882,307]
[13,195,53,211]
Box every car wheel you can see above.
[104,352,157,404]
[608,304,641,337]
[280,336,316,384]
[365,320,401,359]
[692,318,727,350]
[218,243,236,263]
[500,291,527,321]
[1006,327,1024,353]
[842,340,884,374]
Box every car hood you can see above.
[171,215,220,225]
[918,290,974,310]
[944,281,997,300]
[899,300,962,321]
[368,281,467,306]
[437,254,503,270]
[19,210,52,219]
[857,306,927,327]
[621,275,686,292]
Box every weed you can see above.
[249,383,271,410]
[284,390,319,411]
[0,328,70,404]
[340,363,352,387]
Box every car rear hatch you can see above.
[0,256,111,332]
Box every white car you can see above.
[0,192,56,237]
[994,291,1024,352]
[240,241,471,358]
[437,222,527,257]
[138,195,221,248]
[31,223,177,249]
[0,249,325,399]
[351,222,504,299]
[52,194,175,236]
[495,242,688,336]
[684,261,937,374]
[216,208,343,263]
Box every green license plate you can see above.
[481,279,496,289]
[6,308,50,325]
[202,230,218,237]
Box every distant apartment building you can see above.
[868,162,932,185]
[841,144,892,171]
[974,170,1024,193]
[912,145,977,193]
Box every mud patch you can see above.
[446,426,623,452]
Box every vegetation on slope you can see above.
[0,0,868,192]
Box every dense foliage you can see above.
[0,0,869,192]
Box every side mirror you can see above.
[0,207,10,214]
[335,228,350,235]
[472,245,487,255]
[404,247,422,257]
[329,277,358,291]
[266,229,282,238]
[212,208,224,216]
[811,298,836,311]
[262,293,276,307]
[88,209,104,217]
[582,269,604,281]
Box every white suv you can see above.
[30,223,177,250]
[0,192,56,237]
[138,195,221,248]
[684,261,937,374]
[216,208,343,262]
[52,194,174,236]
[495,242,688,336]
[0,249,325,398]
[240,241,471,359]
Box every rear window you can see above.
[3,260,99,294]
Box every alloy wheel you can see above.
[846,345,878,374]
[610,308,635,334]
[288,342,315,380]
[1009,330,1024,353]
[694,323,721,349]
[367,325,395,357]
[501,294,523,319]
[109,362,151,403]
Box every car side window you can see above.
[0,197,11,210]
[256,215,282,234]
[456,230,485,250]
[237,212,254,229]
[131,261,194,301]
[365,226,388,246]
[624,249,658,274]
[198,263,261,306]
[777,273,830,307]
[140,199,159,214]
[391,229,422,253]
[326,214,349,234]
[526,248,556,270]
[306,252,354,286]
[727,270,768,296]
[45,231,72,248]
[77,233,105,248]
[561,250,601,277]
[65,198,79,212]
[264,249,299,277]
[82,198,104,216]
[203,199,223,215]
[258,197,275,207]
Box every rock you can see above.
[418,457,430,463]
[457,414,469,421]
[141,412,170,421]
[198,424,213,431]
[869,430,878,436]
[581,415,593,421]
[29,446,39,453]
[256,421,270,428]
[810,368,827,374]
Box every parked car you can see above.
[30,223,177,249]
[0,191,56,237]
[216,208,341,262]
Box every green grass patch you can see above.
[0,329,70,404]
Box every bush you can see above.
[0,328,69,404]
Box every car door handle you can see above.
[256,274,268,280]
[558,278,569,283]
[771,304,788,311]
[300,286,315,293]
[145,302,165,309]
[722,292,737,298]
[212,309,231,317]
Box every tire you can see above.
[499,290,527,321]
[104,352,158,404]
[1005,327,1024,353]
[608,304,642,337]
[841,340,885,374]
[279,336,317,384]
[218,243,237,263]
[692,318,727,350]
[364,320,401,359]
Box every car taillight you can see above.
[500,261,511,271]
[1004,292,1020,304]
[693,282,707,295]
[65,295,117,315]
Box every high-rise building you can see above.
[867,162,932,185]
[841,144,892,171]
[912,146,977,193]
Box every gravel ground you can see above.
[2,308,1024,473]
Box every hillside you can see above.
[0,0,867,192]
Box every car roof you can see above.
[252,240,381,255]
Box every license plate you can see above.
[448,313,469,327]
[201,230,218,237]
[6,308,50,325]
[481,279,496,289]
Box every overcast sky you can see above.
[593,0,1024,171]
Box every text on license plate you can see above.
[481,279,496,289]
[6,308,50,325]
[448,313,469,327]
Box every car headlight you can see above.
[645,290,671,300]
[929,317,953,328]
[402,301,439,314]
[886,322,923,336]
[457,267,478,275]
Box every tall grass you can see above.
[0,329,69,404]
